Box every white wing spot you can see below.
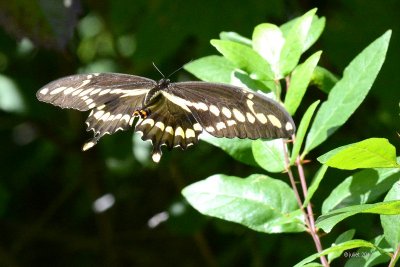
[194,102,208,111]
[285,122,294,131]
[233,109,246,122]
[87,74,93,79]
[142,119,155,127]
[205,126,215,132]
[63,87,76,95]
[247,93,254,99]
[161,92,191,112]
[227,120,237,126]
[175,127,185,137]
[79,88,93,96]
[246,112,256,123]
[79,80,91,88]
[50,86,67,95]
[186,129,196,138]
[82,141,96,151]
[90,88,101,95]
[216,122,226,130]
[94,110,105,119]
[121,114,130,123]
[39,88,49,95]
[107,115,115,121]
[72,88,83,96]
[100,112,111,121]
[129,117,135,126]
[165,126,174,135]
[256,113,268,124]
[155,121,165,131]
[114,113,123,120]
[246,100,256,114]
[193,123,202,132]
[99,89,111,96]
[152,152,161,163]
[97,104,106,110]
[85,98,94,105]
[221,107,232,118]
[88,103,96,109]
[209,105,220,116]
[268,115,282,128]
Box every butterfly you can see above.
[37,73,295,162]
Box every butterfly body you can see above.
[37,73,295,162]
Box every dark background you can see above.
[0,0,399,266]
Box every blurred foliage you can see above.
[0,0,399,266]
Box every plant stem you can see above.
[388,244,400,267]
[282,139,329,267]
[296,156,329,267]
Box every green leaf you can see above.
[182,174,306,233]
[279,8,317,76]
[281,14,325,53]
[322,166,400,214]
[328,229,355,263]
[303,165,328,208]
[317,138,399,170]
[252,23,284,78]
[211,39,274,80]
[316,201,400,233]
[381,182,400,250]
[345,235,392,267]
[311,66,339,94]
[220,31,252,46]
[294,240,384,267]
[284,51,322,115]
[184,55,236,83]
[305,30,392,153]
[290,100,320,164]
[252,139,285,173]
[201,135,258,167]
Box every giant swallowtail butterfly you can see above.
[37,73,295,162]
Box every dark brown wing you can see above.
[37,73,156,150]
[165,81,295,139]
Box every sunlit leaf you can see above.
[317,138,399,170]
[305,31,392,153]
[182,174,305,233]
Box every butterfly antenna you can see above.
[167,59,193,78]
[152,62,165,78]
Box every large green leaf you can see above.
[211,39,274,80]
[311,66,339,94]
[220,31,252,46]
[317,138,399,170]
[322,167,400,214]
[305,31,392,153]
[279,9,317,76]
[284,51,322,115]
[381,182,400,250]
[328,229,355,263]
[294,240,387,267]
[316,201,400,233]
[280,13,325,53]
[344,235,392,267]
[184,55,236,83]
[182,174,306,233]
[252,139,285,173]
[252,23,284,78]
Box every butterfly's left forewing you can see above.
[37,73,156,149]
